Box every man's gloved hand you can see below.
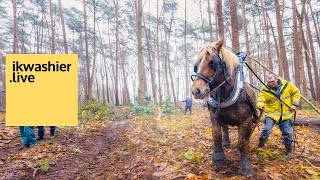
[257,106,265,111]
[290,105,298,112]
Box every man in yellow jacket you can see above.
[257,74,300,156]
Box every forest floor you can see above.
[0,105,320,180]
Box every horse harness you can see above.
[191,52,258,119]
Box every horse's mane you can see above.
[198,42,239,75]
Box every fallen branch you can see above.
[33,167,38,178]
[170,174,187,180]
[294,118,320,125]
[305,159,320,169]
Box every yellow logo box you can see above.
[6,54,78,126]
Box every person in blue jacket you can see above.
[184,96,193,115]
[37,126,56,140]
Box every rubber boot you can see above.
[36,131,44,141]
[49,129,55,139]
[258,139,265,148]
[285,144,294,158]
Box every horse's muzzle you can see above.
[192,87,209,99]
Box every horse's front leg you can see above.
[237,122,255,176]
[222,126,231,148]
[211,115,226,171]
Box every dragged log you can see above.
[294,118,320,125]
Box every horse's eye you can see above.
[193,65,198,72]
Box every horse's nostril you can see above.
[196,88,201,94]
[192,88,201,96]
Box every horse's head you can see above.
[191,37,239,99]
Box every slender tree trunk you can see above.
[114,0,120,105]
[207,0,213,41]
[274,0,290,80]
[96,77,100,102]
[97,22,110,104]
[199,0,205,44]
[49,0,55,54]
[143,17,157,104]
[90,0,97,102]
[12,0,18,53]
[83,0,91,100]
[265,9,280,65]
[184,0,189,97]
[261,1,273,72]
[156,0,163,103]
[216,0,224,38]
[135,0,146,105]
[120,46,130,104]
[292,0,300,86]
[309,4,320,49]
[101,73,106,104]
[305,9,320,101]
[241,0,253,84]
[302,31,316,100]
[230,0,240,52]
[58,0,68,53]
[297,0,308,97]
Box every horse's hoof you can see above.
[213,160,226,172]
[237,167,256,176]
[222,142,231,148]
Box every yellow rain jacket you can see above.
[256,79,300,121]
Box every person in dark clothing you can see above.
[184,97,193,114]
[18,126,37,150]
[37,126,56,140]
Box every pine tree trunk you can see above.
[297,0,308,97]
[58,0,68,53]
[12,0,18,53]
[114,0,120,105]
[305,9,320,101]
[83,0,91,100]
[229,0,240,52]
[156,1,163,103]
[120,46,130,104]
[135,0,146,105]
[49,0,55,54]
[265,9,280,65]
[216,0,224,38]
[302,31,316,100]
[274,0,290,80]
[207,0,213,41]
[309,4,320,49]
[184,0,189,98]
[292,0,300,87]
[241,0,253,84]
[261,1,273,72]
[143,17,157,104]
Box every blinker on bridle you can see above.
[191,54,230,90]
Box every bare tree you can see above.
[83,0,91,100]
[135,0,147,104]
[12,0,18,53]
[58,0,68,53]
[207,0,213,41]
[305,9,320,100]
[292,0,300,87]
[216,0,224,38]
[229,0,240,52]
[274,0,290,80]
[49,0,55,54]
[241,0,253,84]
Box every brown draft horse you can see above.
[191,37,256,176]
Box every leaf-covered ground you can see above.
[0,105,319,179]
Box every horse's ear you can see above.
[216,37,224,50]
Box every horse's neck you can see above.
[219,74,236,100]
